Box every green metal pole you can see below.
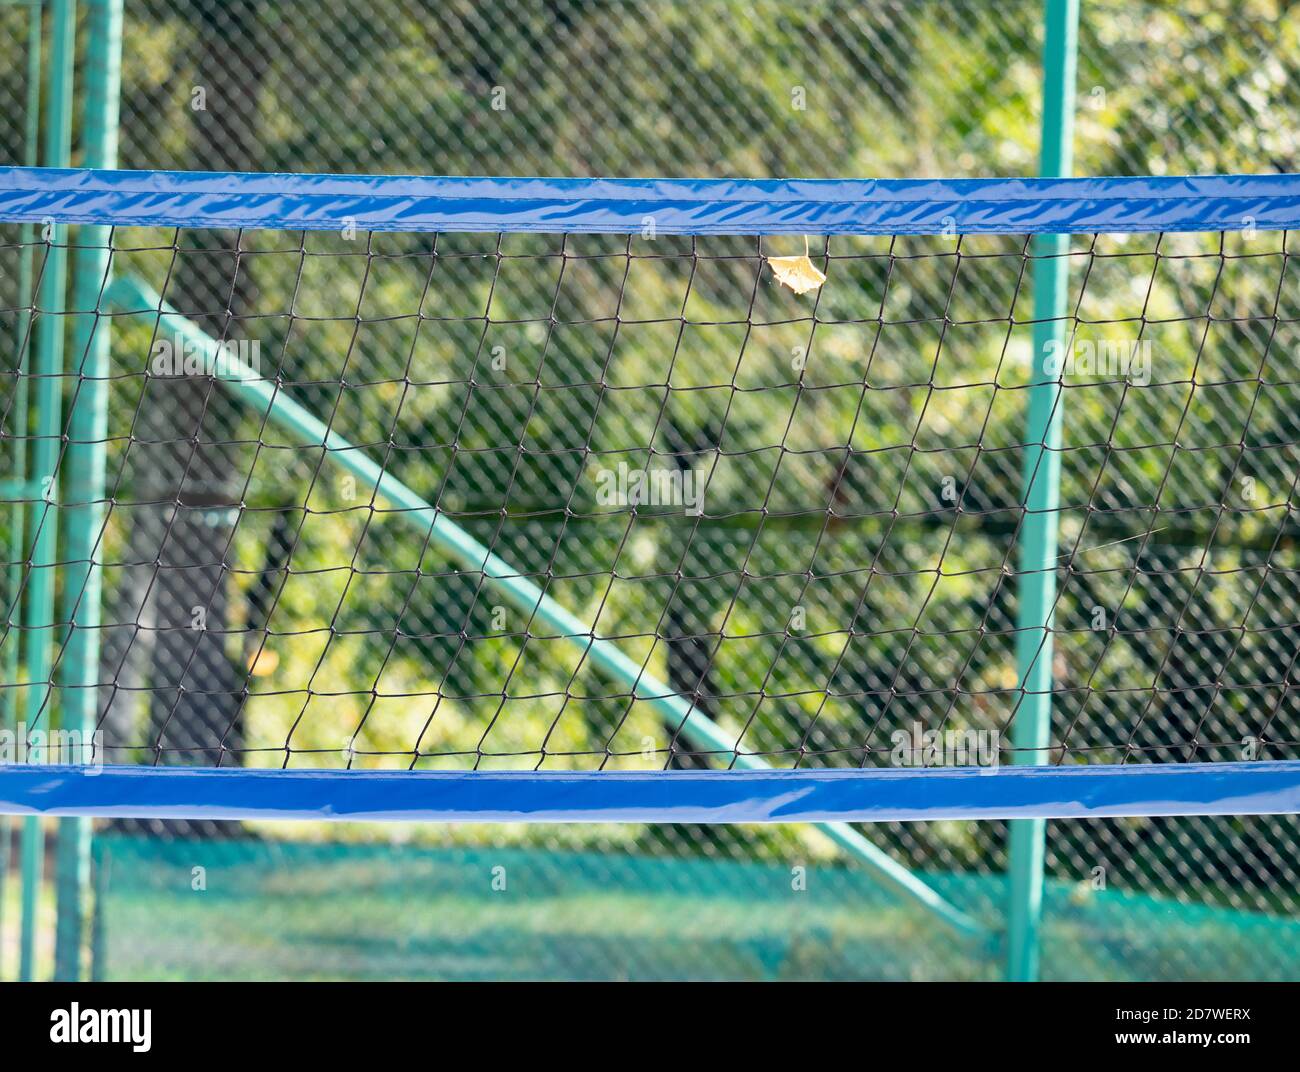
[1,0,44,985]
[107,274,989,944]
[3,4,43,701]
[20,0,76,983]
[55,0,122,983]
[1006,0,1078,983]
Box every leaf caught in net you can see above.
[767,238,827,294]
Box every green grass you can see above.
[93,835,1300,982]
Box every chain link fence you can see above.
[3,0,1300,979]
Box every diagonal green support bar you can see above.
[55,0,124,983]
[107,273,988,943]
[1006,0,1079,982]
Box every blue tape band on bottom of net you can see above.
[0,761,1298,823]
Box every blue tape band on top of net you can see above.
[0,762,1298,823]
[2,166,1300,234]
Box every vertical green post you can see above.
[20,0,76,983]
[1006,0,1078,983]
[55,0,123,982]
[1,0,44,985]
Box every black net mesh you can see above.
[5,224,1296,774]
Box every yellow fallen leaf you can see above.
[768,237,826,294]
[768,254,827,294]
